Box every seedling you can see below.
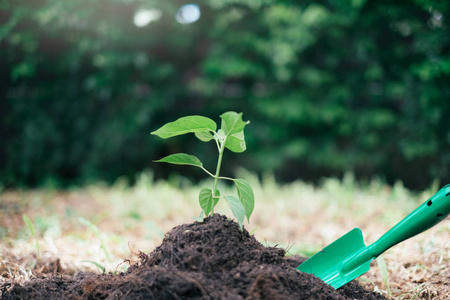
[151,111,254,230]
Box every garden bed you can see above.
[2,214,385,299]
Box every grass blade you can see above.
[82,260,105,273]
[79,217,112,263]
[376,254,391,296]
[22,214,40,259]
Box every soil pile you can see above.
[2,214,386,299]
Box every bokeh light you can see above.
[175,4,201,24]
[133,9,162,27]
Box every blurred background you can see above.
[1,0,449,190]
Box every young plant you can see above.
[151,111,254,230]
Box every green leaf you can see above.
[151,116,217,139]
[224,196,245,231]
[220,111,249,136]
[155,153,203,168]
[193,210,205,222]
[224,130,247,153]
[199,188,220,216]
[216,129,226,142]
[195,131,214,142]
[234,178,255,222]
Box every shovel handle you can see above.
[343,185,450,273]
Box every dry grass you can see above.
[0,172,449,299]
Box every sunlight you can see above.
[133,9,162,27]
[175,4,201,24]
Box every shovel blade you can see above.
[297,228,372,289]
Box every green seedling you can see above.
[22,214,40,260]
[151,111,254,230]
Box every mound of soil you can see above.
[2,214,386,299]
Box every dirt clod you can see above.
[1,214,386,299]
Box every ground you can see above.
[0,173,449,299]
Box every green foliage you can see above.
[155,154,205,169]
[1,0,450,189]
[152,112,254,229]
[199,188,220,217]
[151,116,217,139]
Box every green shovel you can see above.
[297,184,450,289]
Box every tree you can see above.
[1,0,449,189]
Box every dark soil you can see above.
[1,214,387,299]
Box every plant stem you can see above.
[218,176,234,181]
[211,140,225,215]
[201,167,215,178]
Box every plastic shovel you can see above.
[297,185,450,289]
